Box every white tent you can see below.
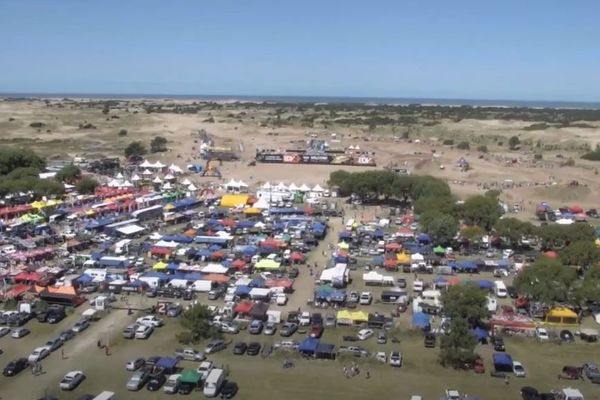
[168,164,183,174]
[164,173,176,181]
[299,184,311,192]
[411,253,425,262]
[121,180,133,187]
[116,172,124,179]
[154,240,179,248]
[363,271,384,284]
[162,182,172,190]
[107,179,121,188]
[319,263,348,283]
[237,180,248,188]
[225,179,239,188]
[142,169,153,176]
[153,161,166,169]
[556,218,574,225]
[312,184,325,192]
[262,182,272,189]
[153,176,163,184]
[201,263,229,274]
[181,178,192,186]
[131,174,141,181]
[187,183,197,191]
[139,160,153,168]
[288,183,299,191]
[253,197,269,209]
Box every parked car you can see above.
[218,321,240,334]
[11,327,30,339]
[60,371,86,390]
[535,327,550,341]
[126,358,145,371]
[28,347,50,363]
[359,292,373,305]
[72,319,90,333]
[507,286,518,299]
[280,322,298,337]
[233,342,248,355]
[357,329,374,341]
[324,313,337,327]
[220,381,238,399]
[445,389,461,400]
[3,358,29,377]
[146,374,166,391]
[513,361,526,377]
[298,312,311,326]
[491,336,505,351]
[175,348,205,361]
[0,326,10,337]
[163,374,181,394]
[247,342,261,356]
[249,320,264,335]
[309,324,324,338]
[584,363,600,384]
[137,315,164,327]
[205,340,227,354]
[337,346,369,358]
[122,324,138,339]
[127,371,150,391]
[135,324,154,339]
[46,337,64,352]
[166,304,183,317]
[377,330,387,344]
[424,333,436,348]
[264,322,277,335]
[197,360,214,381]
[389,351,403,367]
[59,330,76,342]
[520,386,540,400]
[273,340,299,350]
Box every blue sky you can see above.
[0,1,599,101]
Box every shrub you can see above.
[443,139,454,145]
[456,141,470,150]
[476,145,488,153]
[118,129,128,136]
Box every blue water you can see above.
[2,93,600,109]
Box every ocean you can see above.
[1,93,600,110]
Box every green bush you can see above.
[456,141,470,150]
[476,145,488,153]
[442,139,454,145]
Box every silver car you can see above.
[126,371,149,391]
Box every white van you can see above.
[203,368,225,397]
[494,280,507,298]
[93,391,117,400]
[190,280,213,292]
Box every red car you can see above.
[474,358,485,374]
[309,324,324,338]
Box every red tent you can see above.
[231,259,247,270]
[14,271,42,283]
[397,227,414,237]
[150,247,172,256]
[265,278,293,289]
[220,218,237,227]
[304,207,315,215]
[1,283,31,299]
[203,274,230,284]
[569,205,583,214]
[384,258,398,268]
[385,242,402,251]
[543,250,558,259]
[233,301,254,314]
[260,239,283,248]
[211,251,225,259]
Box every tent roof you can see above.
[546,307,577,318]
[180,370,201,384]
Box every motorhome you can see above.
[203,368,225,397]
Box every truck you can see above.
[203,368,225,397]
[174,348,206,361]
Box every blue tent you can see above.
[333,254,348,263]
[452,260,478,271]
[298,337,320,354]
[188,164,203,173]
[371,256,384,266]
[156,357,179,370]
[417,233,431,243]
[478,280,494,289]
[167,262,180,271]
[195,248,212,258]
[75,274,93,284]
[434,276,448,286]
[471,327,488,340]
[492,353,513,372]
[249,277,266,288]
[241,246,258,256]
[372,229,384,239]
[237,220,255,229]
[161,234,194,244]
[496,259,510,269]
[183,272,203,281]
[235,285,251,296]
[143,272,169,281]
[339,231,352,240]
[412,312,430,328]
[330,290,346,302]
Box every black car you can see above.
[247,342,261,356]
[147,374,166,391]
[521,386,540,400]
[507,286,518,299]
[560,330,575,343]
[3,358,29,377]
[492,336,505,352]
[424,333,436,348]
[310,313,323,326]
[76,395,95,400]
[220,381,239,399]
[178,382,196,395]
[47,310,66,324]
[59,330,76,342]
[233,342,248,355]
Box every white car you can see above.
[359,292,372,305]
[445,389,461,400]
[535,327,549,341]
[298,312,311,326]
[513,361,526,377]
[357,329,374,341]
[135,324,154,339]
[28,346,51,363]
[163,373,181,394]
[11,327,30,339]
[196,360,214,380]
[59,370,85,390]
[389,351,403,367]
[137,315,164,327]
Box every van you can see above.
[93,391,117,400]
[494,281,507,298]
[203,368,225,397]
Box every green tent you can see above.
[433,245,446,254]
[180,370,201,384]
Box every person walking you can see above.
[61,348,66,360]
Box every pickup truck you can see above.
[337,346,369,358]
[174,348,206,361]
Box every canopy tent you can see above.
[396,252,411,264]
[492,352,514,372]
[152,261,168,270]
[255,259,281,270]
[433,245,446,254]
[168,164,183,174]
[139,160,153,168]
[411,253,424,262]
[156,357,179,370]
[544,307,579,325]
[298,337,320,354]
[412,312,430,328]
[336,310,368,324]
[179,370,201,384]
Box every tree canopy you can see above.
[439,318,479,369]
[124,141,147,158]
[420,211,458,245]
[55,164,82,183]
[493,218,535,248]
[0,148,45,175]
[513,258,578,304]
[150,136,168,153]
[76,177,99,195]
[536,224,595,249]
[176,304,221,344]
[559,240,600,267]
[0,149,62,197]
[441,284,488,323]
[460,195,501,230]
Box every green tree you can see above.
[0,148,45,175]
[559,241,600,267]
[124,141,147,158]
[476,145,488,153]
[439,318,479,369]
[456,141,470,150]
[460,225,486,244]
[513,258,578,304]
[493,218,534,248]
[420,211,458,245]
[76,177,99,194]
[508,136,521,150]
[55,164,81,183]
[150,136,168,153]
[413,195,455,215]
[441,284,488,323]
[536,224,595,249]
[177,304,221,344]
[573,267,600,305]
[462,195,501,230]
[118,129,128,136]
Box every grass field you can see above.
[1,302,599,400]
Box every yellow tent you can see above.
[544,307,578,325]
[30,201,46,209]
[220,194,250,208]
[243,207,261,215]
[349,310,369,322]
[338,242,350,250]
[45,199,62,207]
[255,259,280,270]
[336,310,353,321]
[397,252,411,264]
[164,203,175,211]
[152,261,167,270]
[85,209,96,216]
